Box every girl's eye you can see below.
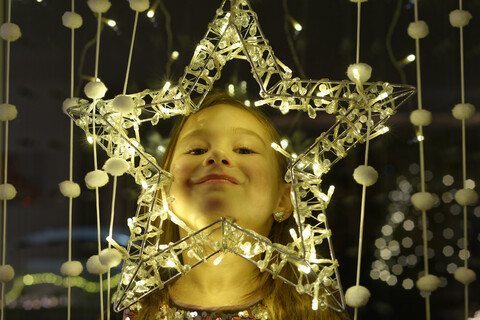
[235,147,253,154]
[188,148,207,155]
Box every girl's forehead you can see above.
[181,104,269,136]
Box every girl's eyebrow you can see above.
[178,128,267,147]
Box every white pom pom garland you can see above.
[59,180,81,198]
[84,170,109,189]
[449,10,472,28]
[454,267,476,285]
[60,260,83,277]
[87,0,112,13]
[416,274,441,292]
[86,255,109,275]
[0,183,17,201]
[408,21,429,39]
[0,103,18,121]
[84,81,108,99]
[452,103,476,120]
[99,248,123,268]
[410,192,435,211]
[353,165,378,186]
[103,158,130,176]
[129,0,150,12]
[345,285,371,307]
[0,265,15,283]
[409,109,432,127]
[112,95,135,114]
[62,11,83,29]
[0,22,22,42]
[454,188,478,206]
[347,63,372,83]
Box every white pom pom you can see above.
[408,21,429,39]
[103,158,129,176]
[84,81,108,100]
[0,22,21,41]
[84,170,109,189]
[347,63,372,83]
[353,165,378,186]
[449,10,472,28]
[454,188,478,206]
[62,11,83,29]
[0,183,17,201]
[112,95,135,114]
[454,267,476,285]
[59,180,81,198]
[60,260,83,277]
[0,265,15,282]
[452,103,476,120]
[86,255,108,275]
[345,285,371,307]
[411,192,435,211]
[129,0,150,12]
[99,248,123,268]
[416,274,441,292]
[410,109,432,126]
[0,103,18,121]
[87,0,112,13]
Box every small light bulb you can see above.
[417,135,425,141]
[147,10,155,18]
[107,19,116,28]
[87,136,94,144]
[407,54,415,62]
[166,260,176,268]
[163,81,171,90]
[171,51,179,60]
[141,180,148,189]
[280,139,289,149]
[294,22,302,32]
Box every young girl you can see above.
[123,92,350,320]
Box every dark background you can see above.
[2,0,480,319]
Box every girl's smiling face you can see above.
[168,104,290,236]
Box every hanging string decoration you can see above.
[449,3,478,320]
[0,1,21,319]
[66,0,414,313]
[407,2,440,320]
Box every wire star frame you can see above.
[67,0,414,313]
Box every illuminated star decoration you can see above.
[68,0,414,313]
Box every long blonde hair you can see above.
[136,92,350,320]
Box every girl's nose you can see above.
[204,149,230,166]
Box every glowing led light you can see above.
[289,228,298,240]
[416,135,425,141]
[244,100,251,106]
[406,54,415,62]
[87,136,94,144]
[171,51,179,60]
[107,19,117,28]
[280,139,289,149]
[166,260,176,268]
[147,10,155,18]
[228,83,235,95]
[293,22,302,31]
[213,254,225,266]
[163,81,171,90]
[379,91,389,99]
[141,180,148,189]
[312,299,318,310]
[298,264,311,274]
[352,68,360,79]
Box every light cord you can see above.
[123,12,139,95]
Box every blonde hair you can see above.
[135,92,350,320]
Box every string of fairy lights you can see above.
[0,0,478,319]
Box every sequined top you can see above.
[123,300,269,320]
